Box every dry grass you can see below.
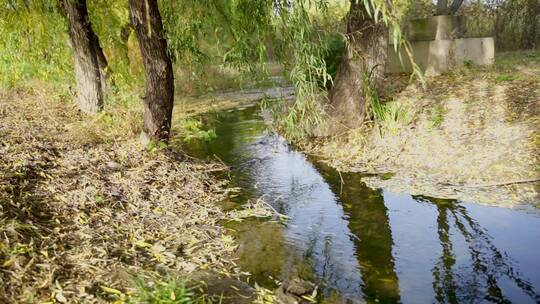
[0,86,242,302]
[305,51,540,206]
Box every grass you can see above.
[130,277,201,304]
[428,104,446,129]
[371,94,412,135]
[495,74,515,82]
[494,50,540,68]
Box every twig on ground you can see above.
[465,177,540,188]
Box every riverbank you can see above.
[303,51,540,207]
[0,85,248,302]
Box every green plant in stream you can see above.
[180,119,217,143]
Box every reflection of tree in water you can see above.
[324,169,401,303]
[415,196,540,303]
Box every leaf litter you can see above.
[0,86,251,302]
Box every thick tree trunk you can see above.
[435,0,464,15]
[328,0,388,129]
[436,0,449,15]
[129,0,174,144]
[60,0,105,114]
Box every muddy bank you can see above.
[305,51,540,207]
[0,87,242,302]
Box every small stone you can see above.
[106,161,123,171]
[55,292,67,303]
[282,277,315,296]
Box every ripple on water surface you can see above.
[183,105,540,303]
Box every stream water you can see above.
[183,105,540,303]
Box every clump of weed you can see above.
[428,104,447,129]
[370,94,412,135]
[179,118,217,143]
[496,74,515,82]
[129,277,200,304]
[463,59,473,68]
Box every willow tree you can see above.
[328,0,389,129]
[59,0,109,114]
[266,0,420,138]
[128,0,174,144]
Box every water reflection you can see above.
[181,105,540,303]
[318,166,401,303]
[414,196,540,303]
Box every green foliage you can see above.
[159,1,211,71]
[496,74,515,82]
[320,34,345,89]
[268,1,337,141]
[428,104,446,129]
[0,1,73,87]
[147,140,169,153]
[130,277,199,304]
[159,0,275,88]
[89,0,141,90]
[180,119,217,143]
[0,0,423,143]
[370,97,411,134]
[270,0,425,140]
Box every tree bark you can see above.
[89,28,112,93]
[129,0,174,144]
[328,0,388,129]
[435,0,464,15]
[436,0,449,15]
[60,0,105,114]
[448,0,464,14]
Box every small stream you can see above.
[183,104,540,303]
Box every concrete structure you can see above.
[405,15,467,41]
[387,16,494,75]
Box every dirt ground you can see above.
[305,51,540,207]
[0,86,243,302]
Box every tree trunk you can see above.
[436,0,450,15]
[328,0,388,129]
[61,0,105,114]
[129,0,174,144]
[89,28,112,93]
[435,0,463,15]
[447,0,464,15]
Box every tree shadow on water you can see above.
[415,196,540,304]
